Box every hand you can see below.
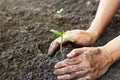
[48,29,96,56]
[54,47,113,80]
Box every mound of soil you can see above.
[0,0,120,80]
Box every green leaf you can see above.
[62,31,67,34]
[65,36,74,42]
[57,8,64,14]
[50,29,62,36]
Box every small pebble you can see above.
[54,14,63,19]
[86,1,91,7]
[6,16,12,21]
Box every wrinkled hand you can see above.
[54,47,113,80]
[48,30,96,56]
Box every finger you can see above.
[48,37,68,57]
[54,64,85,75]
[48,39,59,57]
[54,55,82,68]
[67,48,86,58]
[57,71,88,80]
[55,48,91,68]
[75,76,91,80]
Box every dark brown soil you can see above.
[0,0,120,80]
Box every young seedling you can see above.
[50,29,74,54]
[56,8,64,14]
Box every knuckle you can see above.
[63,66,73,73]
[71,49,76,53]
[68,71,85,79]
[67,66,78,73]
[72,49,78,53]
[69,72,78,79]
[64,59,70,64]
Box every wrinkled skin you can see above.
[54,47,113,80]
[48,30,95,56]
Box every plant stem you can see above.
[60,36,63,54]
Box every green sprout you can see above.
[50,29,74,54]
[57,8,64,14]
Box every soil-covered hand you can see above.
[54,47,113,80]
[48,30,96,56]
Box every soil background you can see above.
[0,0,120,80]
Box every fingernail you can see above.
[57,76,61,79]
[67,53,72,58]
[53,70,56,74]
[54,64,58,68]
[54,65,57,68]
[67,52,70,56]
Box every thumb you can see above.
[48,37,68,57]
